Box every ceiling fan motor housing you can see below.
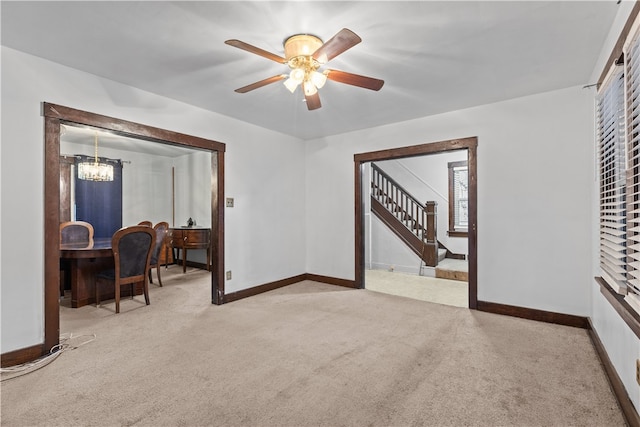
[284,34,324,62]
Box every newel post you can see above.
[423,201,438,267]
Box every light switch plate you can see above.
[226,198,234,208]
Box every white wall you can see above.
[1,47,306,354]
[367,214,422,275]
[126,152,174,227]
[173,151,212,229]
[588,1,640,413]
[306,85,594,319]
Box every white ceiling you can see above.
[1,1,620,140]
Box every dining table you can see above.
[60,237,142,308]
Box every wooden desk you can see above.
[169,227,211,273]
[60,238,141,307]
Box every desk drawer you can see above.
[169,228,211,248]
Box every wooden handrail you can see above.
[371,163,422,207]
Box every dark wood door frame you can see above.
[43,102,226,354]
[354,136,478,309]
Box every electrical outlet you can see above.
[636,359,640,386]
[226,198,234,208]
[226,271,232,280]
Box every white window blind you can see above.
[625,26,640,312]
[597,66,626,294]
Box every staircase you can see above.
[370,163,466,277]
[370,163,439,267]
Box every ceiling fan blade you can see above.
[225,39,287,64]
[326,69,384,91]
[312,28,361,63]
[305,92,322,110]
[234,75,286,93]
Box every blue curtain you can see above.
[75,155,123,239]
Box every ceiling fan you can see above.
[225,28,384,111]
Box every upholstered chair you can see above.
[95,225,155,314]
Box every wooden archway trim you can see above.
[42,102,226,354]
[354,136,478,309]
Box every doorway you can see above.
[354,137,478,309]
[43,103,226,353]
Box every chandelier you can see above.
[282,34,328,96]
[77,132,114,182]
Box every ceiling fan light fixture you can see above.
[303,80,318,96]
[284,67,306,92]
[283,77,299,93]
[290,68,305,83]
[226,28,384,111]
[310,70,327,89]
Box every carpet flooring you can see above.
[0,266,625,426]
[366,269,468,308]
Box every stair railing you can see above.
[371,163,438,265]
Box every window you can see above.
[597,11,640,315]
[448,160,468,237]
[74,156,123,239]
[623,20,640,313]
[597,66,626,294]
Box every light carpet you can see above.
[0,266,625,426]
[366,269,468,308]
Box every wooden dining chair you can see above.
[59,221,94,296]
[60,221,94,244]
[138,220,152,227]
[95,225,156,313]
[148,222,169,287]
